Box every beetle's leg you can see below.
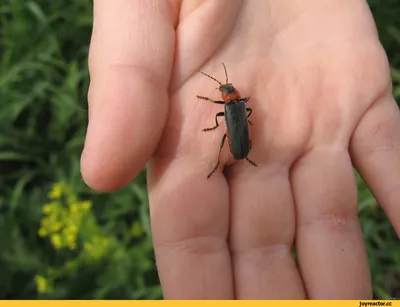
[203,112,225,132]
[207,133,227,179]
[246,107,253,125]
[246,140,257,167]
[246,107,252,117]
[246,157,258,167]
[196,95,225,104]
[242,96,251,103]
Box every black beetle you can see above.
[197,63,258,178]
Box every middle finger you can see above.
[229,162,306,299]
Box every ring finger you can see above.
[292,148,372,299]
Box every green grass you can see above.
[0,0,399,299]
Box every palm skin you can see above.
[82,0,399,299]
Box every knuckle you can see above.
[298,211,359,233]
[231,243,291,267]
[156,235,227,255]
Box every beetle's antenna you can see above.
[222,62,228,84]
[200,71,222,86]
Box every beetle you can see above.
[197,62,258,179]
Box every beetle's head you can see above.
[219,83,241,102]
[218,83,236,94]
[199,63,241,101]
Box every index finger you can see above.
[81,0,177,191]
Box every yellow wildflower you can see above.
[40,217,49,227]
[67,195,77,206]
[51,222,62,232]
[65,230,77,249]
[70,203,79,214]
[48,182,64,199]
[34,275,52,294]
[50,234,62,249]
[81,200,92,211]
[84,236,111,260]
[131,221,144,237]
[66,224,78,234]
[38,227,47,237]
[67,238,77,250]
[42,202,57,214]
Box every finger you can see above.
[170,0,241,90]
[292,149,372,299]
[228,164,306,299]
[147,158,233,299]
[350,95,400,235]
[81,0,176,191]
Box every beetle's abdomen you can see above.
[224,100,250,160]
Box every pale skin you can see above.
[81,0,400,299]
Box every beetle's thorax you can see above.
[219,83,241,102]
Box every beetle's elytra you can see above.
[197,62,258,179]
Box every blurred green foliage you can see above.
[0,0,159,299]
[0,0,399,300]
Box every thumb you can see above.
[81,0,177,191]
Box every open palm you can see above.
[82,0,399,299]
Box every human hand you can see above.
[81,0,399,299]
